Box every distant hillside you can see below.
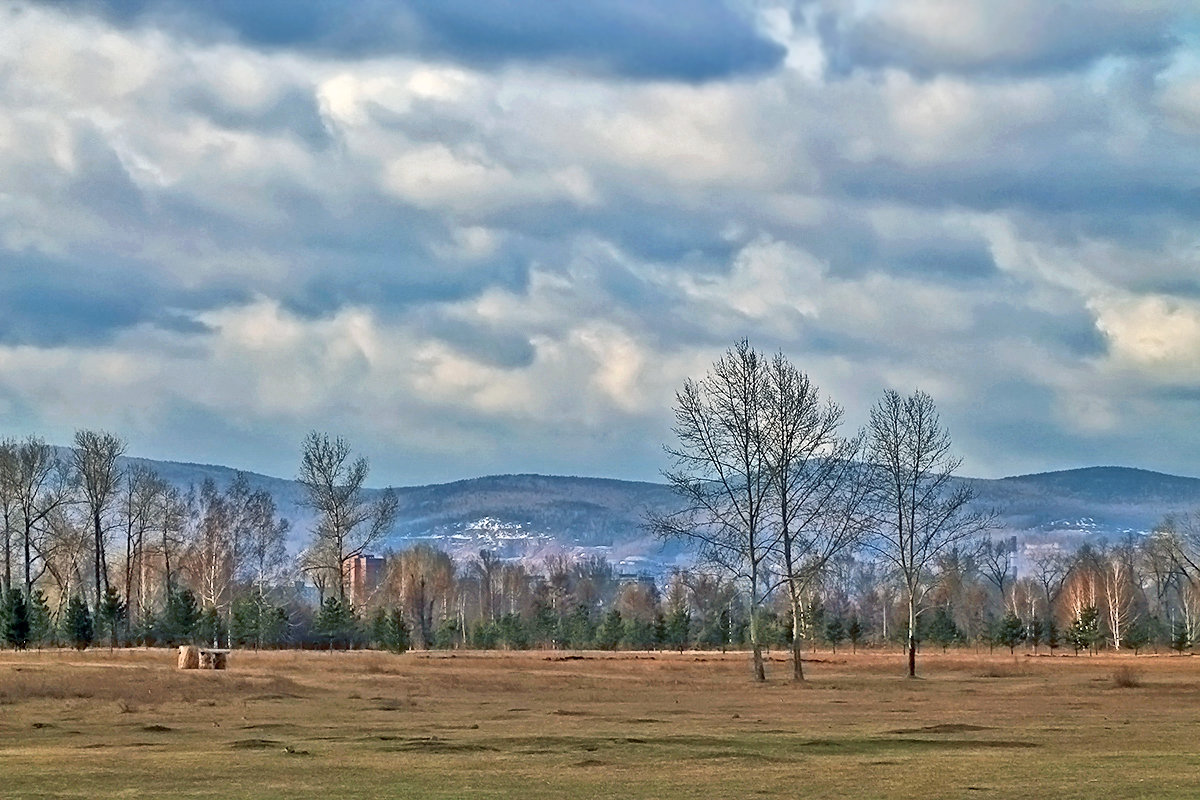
[109,456,1200,574]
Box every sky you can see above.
[1,0,1199,486]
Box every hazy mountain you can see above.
[108,455,1200,574]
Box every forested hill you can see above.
[114,457,1200,570]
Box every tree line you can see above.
[3,344,1200,670]
[648,340,1200,679]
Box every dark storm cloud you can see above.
[0,251,227,346]
[44,0,785,81]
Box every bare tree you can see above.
[72,430,126,611]
[649,340,775,681]
[762,353,870,680]
[1101,541,1139,650]
[118,465,162,626]
[977,536,1016,611]
[0,438,17,596]
[864,389,994,678]
[1029,546,1071,621]
[297,432,398,602]
[241,488,289,601]
[12,437,75,598]
[183,479,234,611]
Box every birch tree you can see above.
[297,432,398,602]
[649,340,774,681]
[864,389,994,678]
[762,353,870,681]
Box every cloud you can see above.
[3,1,1200,484]
[818,0,1185,77]
[35,0,786,81]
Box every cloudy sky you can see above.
[2,1,1199,486]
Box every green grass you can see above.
[2,648,1199,798]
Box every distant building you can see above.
[346,554,386,608]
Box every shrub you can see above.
[1111,665,1142,688]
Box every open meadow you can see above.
[1,647,1198,799]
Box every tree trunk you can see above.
[790,591,805,681]
[907,598,918,678]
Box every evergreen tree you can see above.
[928,606,961,652]
[653,612,668,650]
[1123,616,1153,655]
[4,588,31,649]
[433,617,459,649]
[231,596,262,648]
[369,607,389,649]
[824,615,846,653]
[1068,606,1100,654]
[496,613,527,650]
[1027,617,1045,654]
[99,585,126,649]
[1046,619,1060,652]
[64,595,94,650]
[196,606,224,647]
[847,616,864,653]
[162,589,200,645]
[995,612,1026,654]
[594,609,623,650]
[470,619,499,649]
[622,616,657,650]
[383,609,411,653]
[132,610,159,647]
[313,596,356,649]
[28,589,53,648]
[1171,619,1191,653]
[665,607,690,652]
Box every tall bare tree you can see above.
[762,353,870,681]
[12,437,75,597]
[0,438,17,597]
[118,465,162,625]
[297,432,398,602]
[864,389,994,678]
[72,430,126,611]
[650,340,775,681]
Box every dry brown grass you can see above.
[1,647,1198,799]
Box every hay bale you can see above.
[178,646,200,670]
[211,651,227,670]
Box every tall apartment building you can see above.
[345,554,386,608]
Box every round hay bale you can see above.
[178,645,200,670]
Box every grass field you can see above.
[2,647,1198,799]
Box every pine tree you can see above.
[665,606,691,653]
[162,589,200,645]
[1068,606,1100,655]
[196,606,224,647]
[824,615,846,653]
[996,612,1026,654]
[4,588,31,649]
[384,609,411,654]
[1171,619,1191,653]
[1027,617,1045,654]
[314,596,356,649]
[847,616,864,653]
[1123,616,1152,655]
[28,589,53,648]
[99,585,126,649]
[65,595,94,650]
[928,606,961,652]
[594,609,623,651]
